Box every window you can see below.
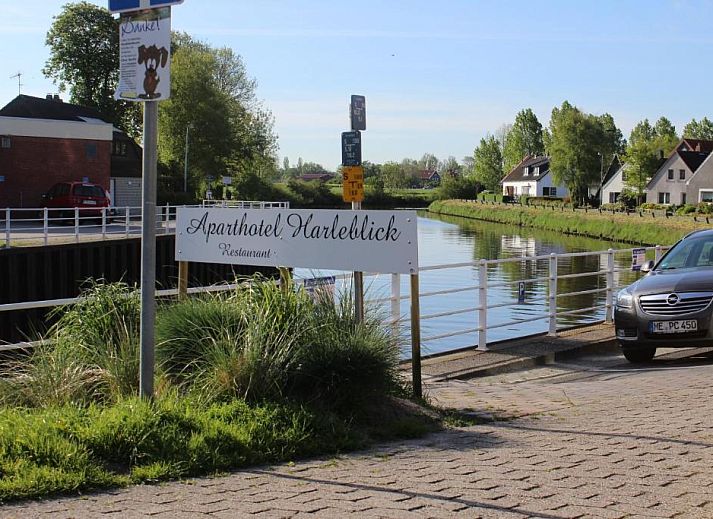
[667,169,674,180]
[542,187,557,197]
[85,143,97,159]
[523,166,529,176]
[112,142,128,156]
[700,190,713,203]
[681,193,687,205]
[658,192,670,204]
[609,192,620,203]
[533,167,540,176]
[680,169,686,180]
[0,137,10,149]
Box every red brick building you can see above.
[0,95,115,208]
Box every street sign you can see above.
[631,247,646,271]
[350,95,366,131]
[109,0,183,13]
[341,131,362,166]
[342,166,364,203]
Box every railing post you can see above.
[74,207,79,243]
[125,207,130,238]
[410,273,422,399]
[391,273,401,340]
[4,208,10,247]
[101,208,107,240]
[43,207,49,246]
[654,245,662,263]
[478,259,488,351]
[548,253,558,336]
[164,203,170,234]
[605,248,614,323]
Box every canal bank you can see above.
[428,199,713,246]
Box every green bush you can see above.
[436,175,479,200]
[600,202,626,212]
[676,204,697,215]
[523,196,566,208]
[697,202,713,214]
[477,191,504,203]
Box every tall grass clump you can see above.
[156,277,403,413]
[290,290,402,412]
[0,281,141,407]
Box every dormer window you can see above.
[0,136,10,149]
[523,166,530,176]
[533,167,540,176]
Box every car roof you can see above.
[682,228,713,239]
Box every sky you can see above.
[1,0,713,170]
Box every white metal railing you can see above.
[201,200,290,209]
[0,245,669,354]
[0,201,290,248]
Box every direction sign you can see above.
[341,131,362,166]
[109,0,183,13]
[350,95,366,131]
[342,166,364,202]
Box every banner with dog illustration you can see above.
[115,7,171,101]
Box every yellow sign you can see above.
[342,166,364,202]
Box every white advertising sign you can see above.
[176,208,419,274]
[631,247,646,271]
[115,8,171,101]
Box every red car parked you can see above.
[42,181,111,218]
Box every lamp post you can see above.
[183,123,192,193]
[597,151,604,205]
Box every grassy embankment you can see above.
[429,199,713,246]
[0,280,439,503]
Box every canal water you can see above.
[297,212,646,357]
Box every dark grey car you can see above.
[615,229,713,363]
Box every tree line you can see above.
[471,104,713,204]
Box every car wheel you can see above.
[622,347,656,363]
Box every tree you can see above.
[502,109,544,174]
[624,116,679,200]
[382,162,408,189]
[158,35,277,194]
[418,153,439,171]
[43,1,140,135]
[438,156,461,176]
[547,101,619,203]
[683,117,713,140]
[473,135,503,191]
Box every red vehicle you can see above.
[42,181,111,218]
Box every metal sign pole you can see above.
[352,200,364,323]
[139,100,158,399]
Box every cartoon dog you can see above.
[137,45,169,99]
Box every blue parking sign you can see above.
[109,0,183,13]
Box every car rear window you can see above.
[73,185,105,198]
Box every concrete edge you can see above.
[429,338,621,382]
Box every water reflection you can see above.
[298,212,646,358]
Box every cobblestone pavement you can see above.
[2,352,712,518]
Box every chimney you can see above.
[696,143,701,152]
[46,94,53,100]
[53,94,62,102]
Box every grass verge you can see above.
[428,199,713,246]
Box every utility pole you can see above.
[9,72,22,96]
[183,123,191,193]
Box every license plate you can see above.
[82,200,97,205]
[649,320,698,334]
